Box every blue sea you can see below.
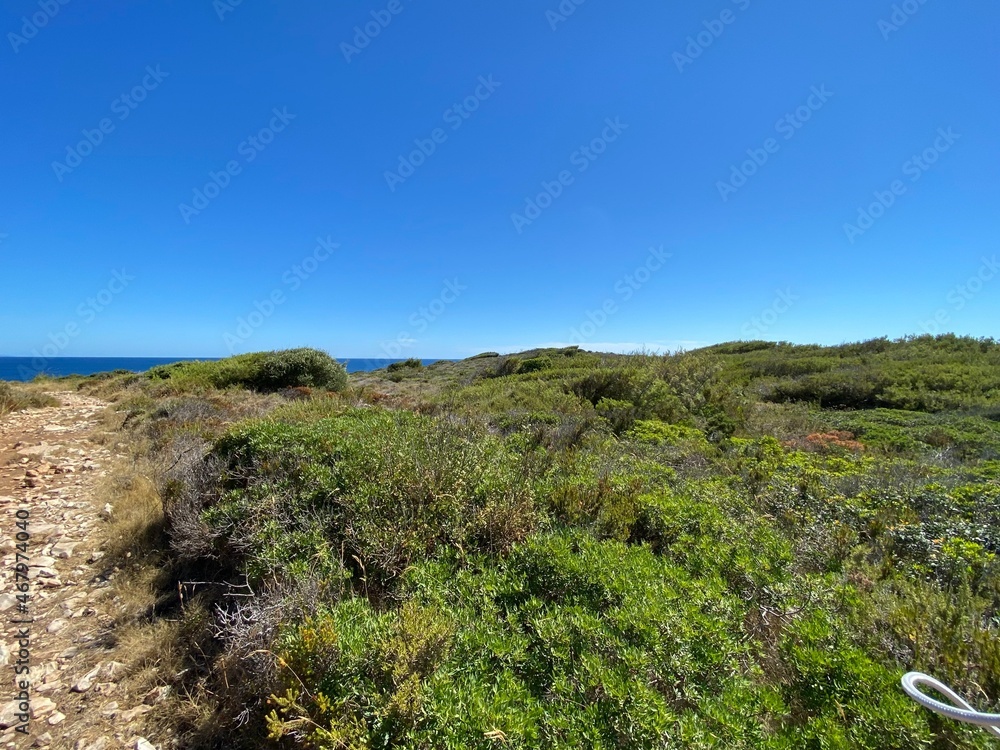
[0,357,447,382]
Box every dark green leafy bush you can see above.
[386,358,423,373]
[204,408,541,587]
[570,366,686,433]
[147,348,347,393]
[517,356,552,374]
[484,356,523,378]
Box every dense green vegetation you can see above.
[145,348,347,393]
[75,335,1000,748]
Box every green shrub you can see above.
[629,419,710,449]
[824,409,1000,460]
[570,367,686,433]
[387,358,423,373]
[440,377,590,422]
[766,368,891,409]
[517,356,552,374]
[268,599,454,747]
[396,534,794,748]
[250,349,346,391]
[538,446,674,540]
[722,436,785,499]
[780,609,930,748]
[484,356,522,379]
[203,408,541,586]
[147,348,347,393]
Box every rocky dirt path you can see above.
[0,393,159,750]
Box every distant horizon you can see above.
[0,354,455,382]
[0,355,460,361]
[2,330,995,363]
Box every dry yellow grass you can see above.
[93,424,237,748]
[100,461,165,564]
[0,380,62,417]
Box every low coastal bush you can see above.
[147,348,347,393]
[202,408,542,587]
[386,358,423,373]
[516,355,552,374]
[484,355,523,379]
[570,367,687,433]
[266,533,930,749]
[824,408,1000,460]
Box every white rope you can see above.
[901,672,1000,738]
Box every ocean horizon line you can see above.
[0,355,457,361]
[0,356,456,382]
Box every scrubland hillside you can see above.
[54,337,1000,748]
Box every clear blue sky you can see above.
[2,0,997,358]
